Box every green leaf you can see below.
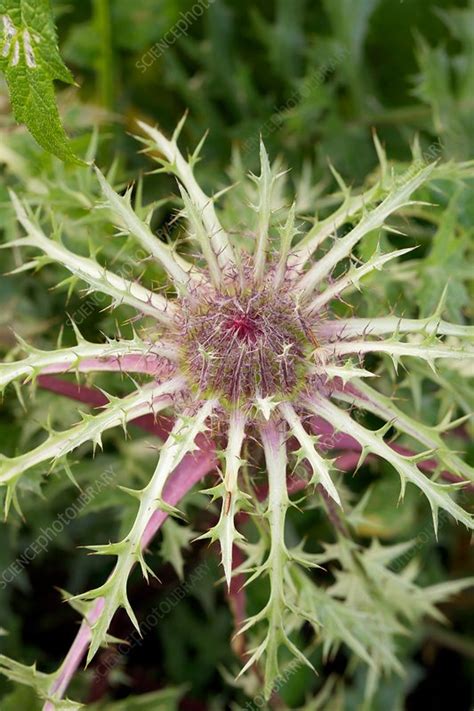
[0,0,84,164]
[0,686,42,711]
[160,518,195,581]
[416,192,470,322]
[0,655,81,710]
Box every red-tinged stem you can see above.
[43,439,217,710]
[316,483,349,537]
[308,414,360,451]
[37,375,109,408]
[40,354,164,377]
[228,545,247,660]
[390,442,474,490]
[309,410,472,488]
[335,449,368,472]
[141,433,217,548]
[336,381,474,487]
[44,599,106,708]
[37,375,173,438]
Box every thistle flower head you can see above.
[178,264,322,404]
[1,119,473,704]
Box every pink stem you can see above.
[42,435,217,709]
[310,410,472,487]
[44,599,106,707]
[141,433,217,548]
[37,375,174,438]
[228,545,247,660]
[340,381,473,485]
[38,375,109,408]
[40,354,163,377]
[309,414,360,451]
[390,442,474,489]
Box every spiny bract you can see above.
[0,118,473,707]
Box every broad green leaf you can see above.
[0,0,83,163]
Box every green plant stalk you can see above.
[93,0,115,112]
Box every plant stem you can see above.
[93,0,115,112]
[42,441,217,710]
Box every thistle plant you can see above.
[0,119,473,709]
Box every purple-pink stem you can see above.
[309,412,472,487]
[43,440,217,710]
[37,375,174,438]
[43,599,106,709]
[40,354,164,377]
[228,545,247,660]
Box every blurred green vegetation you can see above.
[55,0,474,174]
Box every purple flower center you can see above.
[225,313,261,343]
[178,279,320,403]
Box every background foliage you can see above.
[0,0,473,709]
